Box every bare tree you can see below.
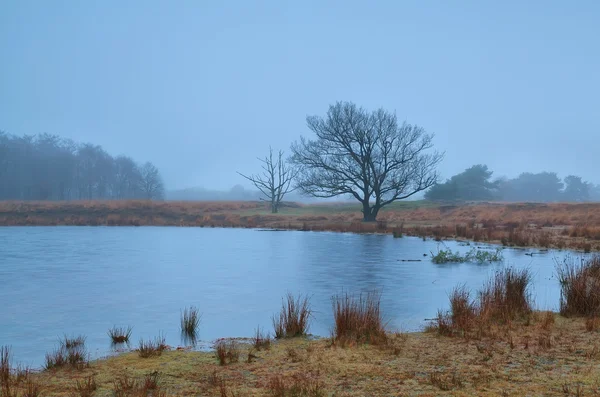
[238,147,297,213]
[291,101,443,221]
[140,162,165,200]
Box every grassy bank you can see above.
[2,257,600,396]
[13,316,600,396]
[2,200,600,251]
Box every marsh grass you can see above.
[44,335,89,370]
[253,327,272,351]
[108,326,133,345]
[479,267,533,323]
[431,247,504,264]
[332,291,387,346]
[60,335,86,350]
[214,340,240,366]
[1,346,11,397]
[272,293,312,338]
[432,268,533,337]
[557,255,600,317]
[180,306,201,338]
[138,334,167,358]
[73,376,96,397]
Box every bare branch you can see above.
[237,147,298,213]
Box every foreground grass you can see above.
[25,316,600,396]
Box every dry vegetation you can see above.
[9,316,600,396]
[2,200,600,250]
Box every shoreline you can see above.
[12,312,600,396]
[1,199,600,251]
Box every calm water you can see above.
[0,226,582,368]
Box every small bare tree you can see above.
[238,147,297,213]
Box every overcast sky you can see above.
[1,1,598,190]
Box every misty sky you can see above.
[1,1,599,191]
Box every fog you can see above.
[1,1,599,195]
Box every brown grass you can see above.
[331,291,388,346]
[253,327,272,351]
[72,376,96,397]
[557,256,600,317]
[214,340,240,366]
[108,326,133,345]
[138,334,167,358]
[432,269,533,337]
[479,268,533,323]
[25,314,600,396]
[272,293,312,339]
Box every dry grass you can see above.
[214,340,240,366]
[0,346,41,397]
[331,291,388,346]
[108,326,133,345]
[253,327,272,351]
[22,315,600,396]
[72,376,96,397]
[557,256,600,317]
[432,269,533,338]
[479,268,533,323]
[272,293,312,339]
[44,336,89,371]
[138,334,167,358]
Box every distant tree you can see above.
[140,162,165,200]
[291,101,443,221]
[563,175,590,202]
[114,156,143,199]
[238,147,297,213]
[425,164,498,201]
[498,172,564,202]
[590,184,600,202]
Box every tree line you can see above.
[0,131,165,201]
[424,164,600,202]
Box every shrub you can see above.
[557,256,600,317]
[180,306,201,337]
[272,293,312,338]
[331,291,387,346]
[108,326,133,344]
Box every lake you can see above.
[0,226,582,368]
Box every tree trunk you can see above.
[362,202,379,222]
[271,202,278,213]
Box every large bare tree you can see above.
[291,101,443,221]
[238,147,297,213]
